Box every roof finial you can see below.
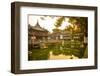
[36,20,40,27]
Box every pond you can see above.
[28,43,86,60]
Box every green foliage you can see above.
[54,16,87,34]
[68,17,88,33]
[83,46,88,58]
[54,16,65,28]
[53,28,62,33]
[64,25,72,31]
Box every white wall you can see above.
[0,0,100,76]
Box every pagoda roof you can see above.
[29,22,48,32]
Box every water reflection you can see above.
[28,44,86,60]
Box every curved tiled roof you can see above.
[32,22,48,32]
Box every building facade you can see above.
[28,22,48,49]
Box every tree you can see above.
[54,16,65,29]
[53,16,65,33]
[68,17,88,42]
[68,17,88,33]
[54,17,87,35]
[53,16,88,43]
[53,28,61,33]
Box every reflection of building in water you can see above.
[28,22,48,49]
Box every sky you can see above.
[28,15,70,33]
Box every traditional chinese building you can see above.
[49,31,71,40]
[28,22,48,49]
[49,31,83,41]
